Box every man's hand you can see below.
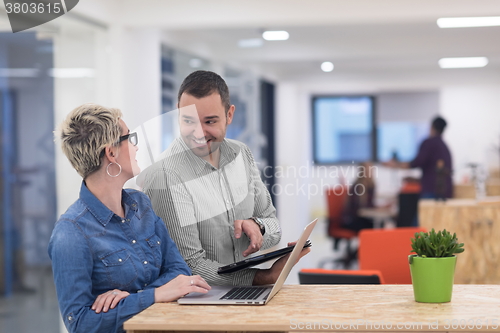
[382,159,399,168]
[92,289,130,313]
[252,241,311,285]
[383,160,411,169]
[234,219,264,257]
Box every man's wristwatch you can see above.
[249,217,265,235]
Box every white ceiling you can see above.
[163,22,500,82]
[2,0,500,88]
[129,0,500,88]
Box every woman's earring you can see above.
[106,162,122,177]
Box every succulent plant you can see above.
[410,229,464,258]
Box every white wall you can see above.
[120,28,162,130]
[441,85,500,182]
[53,18,109,216]
[274,83,316,283]
[106,25,162,127]
[54,22,163,214]
[377,92,439,122]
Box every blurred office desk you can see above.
[358,207,395,228]
[419,198,500,284]
[454,181,500,199]
[124,285,500,333]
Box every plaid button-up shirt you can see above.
[141,137,281,286]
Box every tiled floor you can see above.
[0,266,61,333]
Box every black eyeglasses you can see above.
[118,132,138,146]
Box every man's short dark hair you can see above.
[177,70,231,113]
[432,116,447,134]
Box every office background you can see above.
[1,1,500,332]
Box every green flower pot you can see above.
[408,255,457,303]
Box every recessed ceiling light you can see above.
[262,31,289,41]
[0,68,39,77]
[437,16,500,28]
[189,59,203,68]
[48,68,95,78]
[321,62,334,72]
[238,38,264,48]
[438,57,488,69]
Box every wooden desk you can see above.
[454,182,500,199]
[358,207,395,228]
[419,199,500,284]
[124,284,500,332]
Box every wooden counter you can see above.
[454,182,500,199]
[419,199,500,284]
[124,284,500,333]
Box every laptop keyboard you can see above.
[220,287,267,300]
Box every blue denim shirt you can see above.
[48,182,191,333]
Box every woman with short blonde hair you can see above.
[59,104,124,179]
[49,103,210,333]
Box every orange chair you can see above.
[299,268,385,284]
[398,178,421,227]
[358,227,426,284]
[322,187,358,269]
[400,177,421,194]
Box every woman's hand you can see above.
[154,274,211,302]
[92,289,130,313]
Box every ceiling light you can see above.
[48,68,95,78]
[437,16,500,28]
[321,62,334,72]
[438,57,488,69]
[262,31,289,41]
[238,38,263,48]
[0,68,39,77]
[189,59,203,68]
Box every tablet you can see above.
[217,240,312,274]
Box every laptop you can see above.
[177,218,317,305]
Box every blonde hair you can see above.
[57,103,123,179]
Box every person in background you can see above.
[384,116,453,199]
[435,159,450,200]
[48,103,210,333]
[341,162,376,232]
